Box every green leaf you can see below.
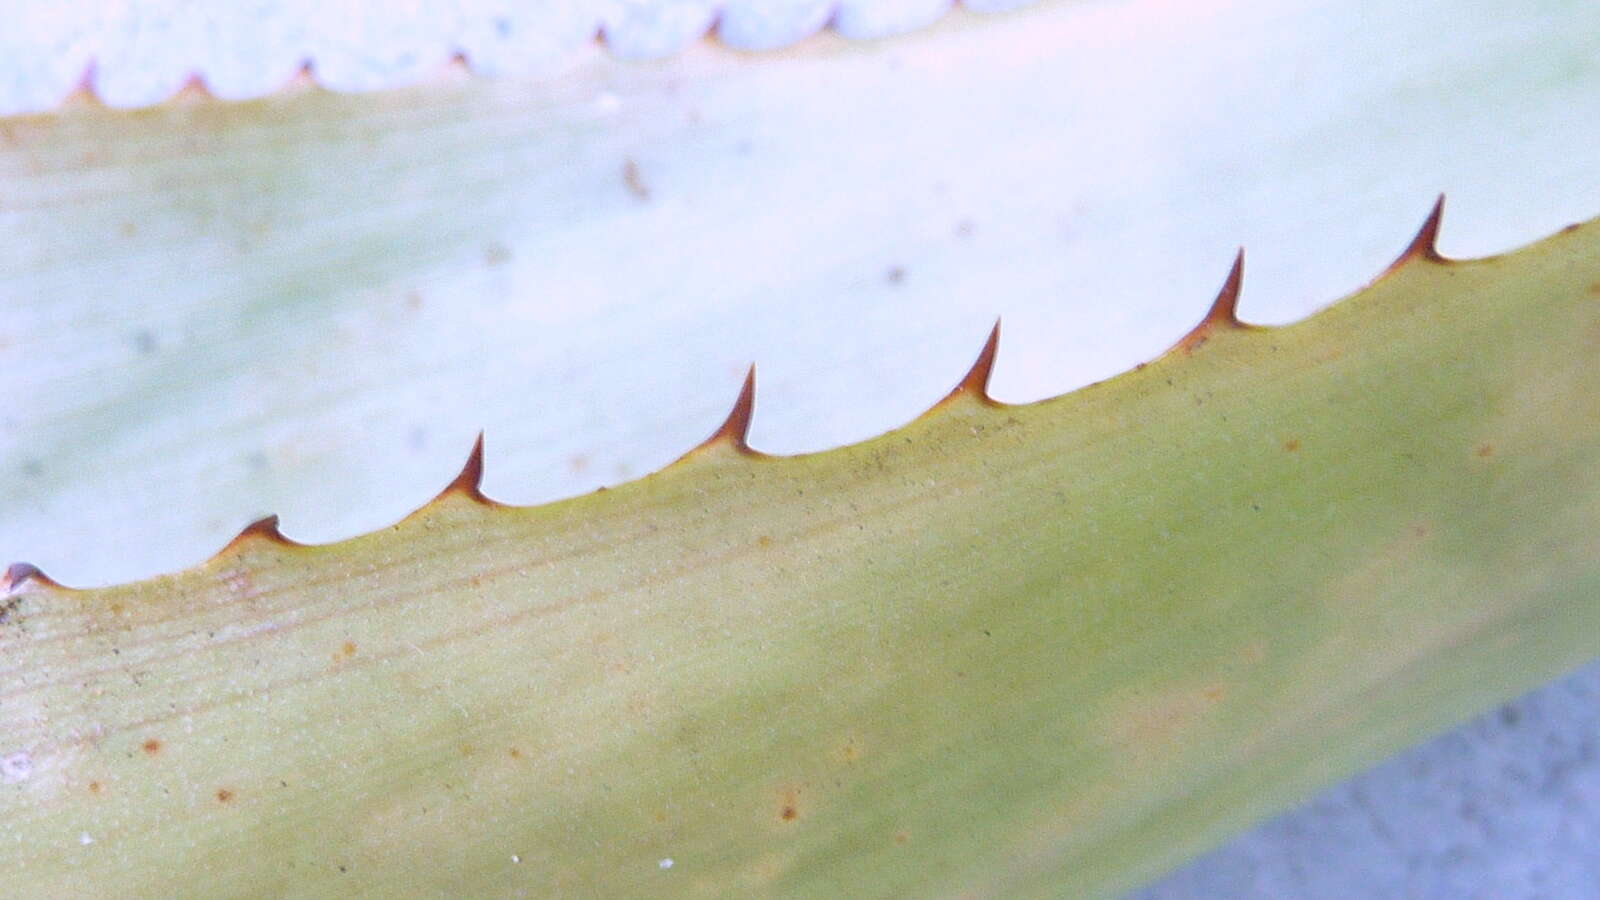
[5,216,1597,895]
[5,1,1599,588]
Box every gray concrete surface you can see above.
[1135,658,1600,899]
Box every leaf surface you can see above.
[5,217,1598,896]
[5,0,1599,586]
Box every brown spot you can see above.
[894,830,910,845]
[775,785,804,823]
[118,221,137,238]
[757,535,773,549]
[141,739,162,756]
[1587,281,1600,296]
[88,781,102,794]
[622,159,651,202]
[483,242,511,267]
[1476,443,1495,458]
[508,747,522,759]
[342,641,357,657]
[885,265,906,285]
[1104,681,1229,755]
[1283,439,1300,452]
[1412,523,1432,539]
[837,740,861,763]
[216,788,234,803]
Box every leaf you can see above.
[5,214,1597,895]
[5,0,1599,587]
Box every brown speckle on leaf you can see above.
[894,830,910,845]
[1283,439,1300,452]
[88,781,102,794]
[483,242,512,267]
[1476,443,1495,458]
[885,266,906,285]
[757,535,773,549]
[216,788,234,803]
[622,159,651,202]
[141,739,162,756]
[508,747,522,759]
[775,785,805,823]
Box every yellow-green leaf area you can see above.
[3,220,1599,897]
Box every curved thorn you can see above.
[1176,249,1245,353]
[951,319,1002,401]
[175,72,214,100]
[442,432,489,501]
[1389,194,1446,270]
[705,366,758,452]
[3,562,61,594]
[241,514,292,544]
[221,515,299,553]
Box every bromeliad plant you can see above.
[4,201,1598,895]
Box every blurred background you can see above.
[2,0,1598,894]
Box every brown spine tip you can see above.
[173,72,215,101]
[1388,194,1447,271]
[441,432,491,502]
[3,562,62,593]
[704,366,758,452]
[283,60,319,93]
[241,515,289,542]
[222,515,300,553]
[1175,249,1245,353]
[62,62,101,107]
[948,319,1002,402]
